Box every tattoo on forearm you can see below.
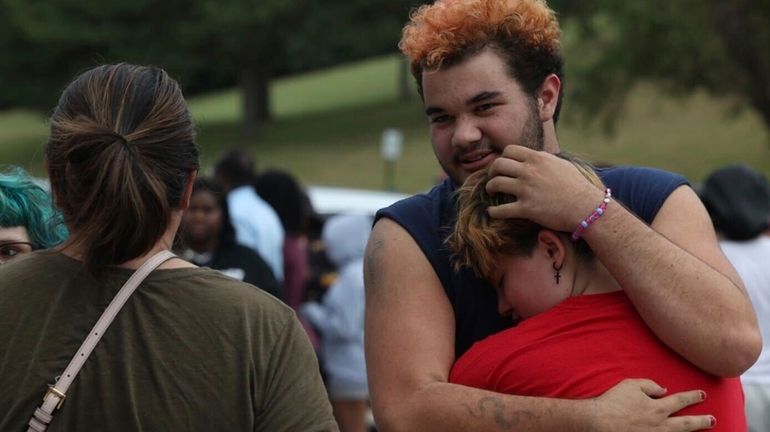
[462,397,537,431]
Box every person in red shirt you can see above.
[446,155,746,431]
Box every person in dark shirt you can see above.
[180,177,282,298]
[0,63,335,432]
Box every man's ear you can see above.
[179,170,198,210]
[538,229,566,269]
[537,74,561,122]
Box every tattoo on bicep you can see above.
[462,397,537,431]
[364,236,385,294]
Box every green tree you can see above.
[187,0,305,138]
[283,0,419,100]
[1,0,304,139]
[552,0,770,134]
[0,0,422,138]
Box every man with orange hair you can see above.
[364,0,760,431]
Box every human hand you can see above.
[591,379,714,432]
[485,146,604,232]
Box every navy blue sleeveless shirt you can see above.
[375,166,688,358]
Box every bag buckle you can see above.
[44,385,66,410]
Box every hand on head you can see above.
[485,146,606,232]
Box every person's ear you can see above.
[538,229,566,270]
[537,74,561,122]
[179,170,198,210]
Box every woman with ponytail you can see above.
[0,64,337,431]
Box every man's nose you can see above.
[451,116,482,149]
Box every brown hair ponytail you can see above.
[46,64,199,276]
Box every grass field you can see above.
[1,53,768,193]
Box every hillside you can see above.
[0,54,768,193]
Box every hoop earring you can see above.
[553,261,563,285]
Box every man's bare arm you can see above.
[585,185,761,376]
[364,218,712,432]
[486,146,762,376]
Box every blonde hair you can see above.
[447,153,603,282]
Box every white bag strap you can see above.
[27,250,176,432]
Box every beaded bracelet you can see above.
[571,188,612,241]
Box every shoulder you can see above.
[0,250,71,284]
[167,266,286,309]
[372,179,459,295]
[0,252,293,330]
[598,165,687,187]
[374,178,456,251]
[597,166,689,224]
[376,178,454,224]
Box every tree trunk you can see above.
[398,56,413,101]
[241,65,271,141]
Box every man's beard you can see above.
[442,97,545,185]
[520,97,545,151]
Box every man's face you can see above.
[421,48,544,185]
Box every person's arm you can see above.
[485,146,762,377]
[365,218,712,432]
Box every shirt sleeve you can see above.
[254,314,339,432]
[599,166,689,224]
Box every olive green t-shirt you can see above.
[0,251,338,431]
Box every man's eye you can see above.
[430,115,451,124]
[476,103,496,113]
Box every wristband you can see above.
[571,188,612,241]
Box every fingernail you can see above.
[709,415,716,427]
[699,390,707,401]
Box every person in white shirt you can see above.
[301,214,370,432]
[214,149,285,281]
[700,164,770,432]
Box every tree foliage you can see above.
[0,0,231,109]
[0,0,419,138]
[552,0,770,133]
[283,0,417,74]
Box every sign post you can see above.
[380,128,403,191]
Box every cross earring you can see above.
[553,261,563,284]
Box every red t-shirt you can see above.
[450,292,745,431]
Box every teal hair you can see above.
[0,166,68,249]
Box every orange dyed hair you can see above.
[447,153,603,282]
[400,0,565,122]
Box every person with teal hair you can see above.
[0,166,67,263]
